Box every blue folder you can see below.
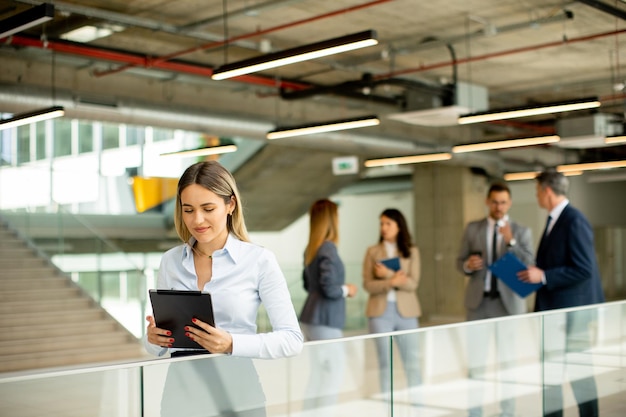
[488,252,542,298]
[380,257,401,271]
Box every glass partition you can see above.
[541,303,626,416]
[2,301,623,417]
[0,366,143,417]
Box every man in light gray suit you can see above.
[456,182,534,417]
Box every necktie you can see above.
[543,215,553,237]
[489,225,498,297]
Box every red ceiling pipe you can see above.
[93,0,394,77]
[375,28,626,80]
[5,35,309,90]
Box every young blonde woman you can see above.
[144,160,303,417]
[362,208,422,394]
[299,198,357,410]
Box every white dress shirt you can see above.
[484,215,507,292]
[144,234,303,359]
[546,199,569,236]
[384,241,398,302]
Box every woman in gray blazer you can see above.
[299,199,357,410]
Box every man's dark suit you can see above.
[535,203,605,417]
[535,204,604,311]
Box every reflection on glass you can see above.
[300,337,346,411]
[150,355,267,417]
[542,309,600,417]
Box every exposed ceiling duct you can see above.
[556,113,624,149]
[386,81,489,127]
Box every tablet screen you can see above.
[149,289,215,349]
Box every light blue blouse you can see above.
[144,234,303,359]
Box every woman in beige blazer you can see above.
[362,208,422,394]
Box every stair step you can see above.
[0,266,60,274]
[0,320,120,341]
[0,308,104,326]
[0,234,21,243]
[0,247,36,257]
[0,331,136,355]
[0,287,81,302]
[0,276,69,290]
[0,258,50,268]
[0,344,147,373]
[0,298,93,314]
[0,221,143,373]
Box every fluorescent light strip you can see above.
[557,160,626,172]
[0,106,65,130]
[364,153,452,168]
[504,170,584,181]
[160,144,237,157]
[0,3,55,38]
[605,135,626,144]
[212,30,378,80]
[452,135,560,153]
[503,171,540,181]
[267,116,379,139]
[458,98,600,125]
[505,161,626,181]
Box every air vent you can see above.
[556,114,623,148]
[386,81,488,127]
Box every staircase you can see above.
[0,222,147,373]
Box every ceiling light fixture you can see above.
[452,135,560,153]
[458,97,601,125]
[0,3,55,38]
[503,171,540,181]
[0,106,65,131]
[504,160,626,181]
[160,144,238,157]
[364,153,452,168]
[605,135,626,144]
[267,115,380,139]
[504,170,584,181]
[212,30,378,80]
[557,160,626,172]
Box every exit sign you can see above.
[332,156,359,175]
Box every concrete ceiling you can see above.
[1,0,626,230]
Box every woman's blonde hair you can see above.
[174,160,249,243]
[304,199,339,266]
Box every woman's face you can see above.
[380,215,399,243]
[180,184,234,248]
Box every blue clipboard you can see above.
[380,257,401,271]
[488,252,541,298]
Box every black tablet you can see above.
[149,289,215,349]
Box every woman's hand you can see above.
[345,283,358,298]
[146,316,174,348]
[390,270,408,288]
[374,262,391,279]
[185,318,233,354]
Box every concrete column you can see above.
[412,164,488,321]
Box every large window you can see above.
[126,125,144,146]
[16,125,30,164]
[53,119,72,157]
[102,123,119,149]
[35,121,46,160]
[78,121,94,153]
[153,127,173,142]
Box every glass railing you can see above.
[1,300,623,417]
